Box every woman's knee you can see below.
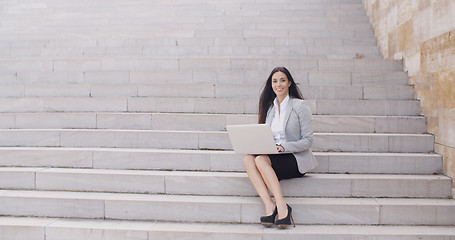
[254,155,271,169]
[243,154,256,169]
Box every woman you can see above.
[243,66,318,229]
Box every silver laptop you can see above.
[226,124,281,155]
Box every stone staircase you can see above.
[0,0,454,239]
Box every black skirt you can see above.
[268,153,305,181]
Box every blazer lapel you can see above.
[265,105,275,124]
[282,98,294,129]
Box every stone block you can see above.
[151,113,225,131]
[102,59,178,71]
[0,113,15,129]
[209,152,244,172]
[24,84,90,97]
[130,71,192,84]
[388,134,434,153]
[0,84,24,97]
[351,72,409,85]
[165,172,255,196]
[350,174,452,198]
[83,47,143,57]
[0,130,59,147]
[0,60,53,71]
[105,195,242,222]
[0,217,53,240]
[313,133,388,152]
[0,190,105,218]
[114,130,199,149]
[17,72,84,84]
[325,153,443,175]
[97,113,151,130]
[0,168,39,190]
[43,97,127,112]
[138,83,214,98]
[313,115,375,133]
[0,148,93,168]
[226,113,256,124]
[308,72,351,85]
[90,84,137,97]
[84,71,130,84]
[92,149,210,171]
[374,116,427,134]
[36,168,165,194]
[46,219,150,240]
[215,84,261,98]
[217,71,246,84]
[318,59,354,71]
[143,46,208,57]
[60,130,116,148]
[40,48,84,58]
[149,222,262,240]
[128,97,194,113]
[194,98,247,114]
[54,60,101,71]
[198,131,231,150]
[0,72,17,84]
[377,198,455,225]
[267,59,318,72]
[15,113,96,129]
[316,100,421,116]
[179,59,230,70]
[302,85,362,99]
[0,98,43,112]
[281,174,351,197]
[363,85,415,100]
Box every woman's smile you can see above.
[271,71,291,99]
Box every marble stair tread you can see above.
[0,129,435,153]
[9,71,408,85]
[0,147,443,175]
[0,97,422,116]
[1,216,454,240]
[0,190,454,225]
[0,167,451,198]
[0,112,428,133]
[0,58,403,72]
[0,83,415,100]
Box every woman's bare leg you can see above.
[254,155,288,219]
[243,154,276,215]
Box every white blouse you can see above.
[271,95,289,145]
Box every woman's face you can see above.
[271,71,291,99]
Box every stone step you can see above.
[1,217,455,240]
[0,167,450,198]
[0,97,421,116]
[0,190,453,225]
[0,147,442,175]
[1,37,378,51]
[0,58,402,72]
[0,46,381,59]
[0,129,435,153]
[0,83,415,100]
[0,112,428,134]
[10,70,409,86]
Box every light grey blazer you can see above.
[265,97,318,173]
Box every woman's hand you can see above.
[276,145,284,152]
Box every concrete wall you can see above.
[363,0,455,189]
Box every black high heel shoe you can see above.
[260,206,277,227]
[275,204,295,229]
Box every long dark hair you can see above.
[258,66,303,124]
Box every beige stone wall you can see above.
[363,0,455,188]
